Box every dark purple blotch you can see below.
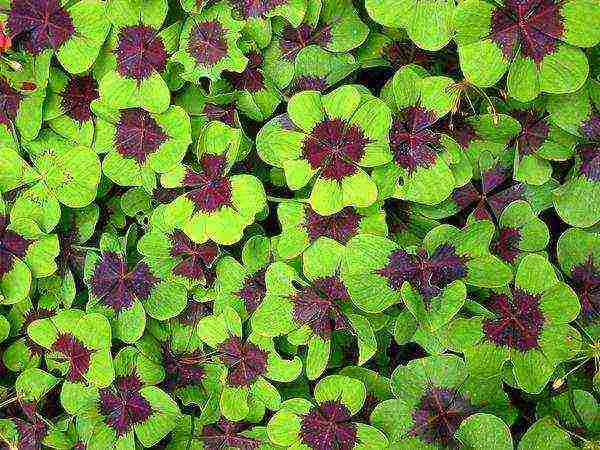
[99,375,152,436]
[279,24,331,61]
[450,170,525,221]
[90,252,160,311]
[290,76,328,94]
[51,333,92,382]
[303,205,361,244]
[201,419,260,450]
[511,110,549,156]
[299,400,357,450]
[383,40,433,70]
[203,103,237,127]
[303,118,369,182]
[483,288,545,351]
[236,267,267,313]
[411,387,473,446]
[579,144,600,181]
[291,276,351,339]
[378,244,469,299]
[60,75,99,123]
[389,106,442,172]
[115,108,168,165]
[491,227,522,264]
[177,298,214,326]
[442,114,479,150]
[0,214,32,277]
[570,256,600,321]
[490,0,564,64]
[230,0,287,19]
[162,344,205,391]
[184,154,233,213]
[115,25,167,80]
[21,307,54,356]
[0,77,22,125]
[14,417,48,450]
[187,20,228,67]
[224,51,265,93]
[218,336,268,387]
[170,230,219,282]
[8,0,74,54]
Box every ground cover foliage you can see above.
[0,0,599,447]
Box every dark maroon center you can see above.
[582,114,600,141]
[177,299,213,326]
[51,333,92,382]
[570,256,600,321]
[279,24,332,61]
[302,205,361,244]
[299,401,357,450]
[451,166,525,221]
[170,230,219,281]
[90,252,160,311]
[235,268,267,314]
[578,116,600,181]
[511,110,549,156]
[224,51,265,93]
[384,40,433,70]
[0,215,32,277]
[390,106,441,172]
[411,387,473,446]
[218,337,268,387]
[230,0,287,18]
[483,288,545,351]
[0,77,22,125]
[490,0,564,64]
[378,244,469,300]
[187,20,228,67]
[491,227,522,264]
[99,375,152,436]
[162,345,205,391]
[203,103,237,127]
[303,118,369,182]
[57,230,86,277]
[201,419,260,450]
[442,114,479,150]
[8,0,74,55]
[115,25,167,81]
[291,276,351,339]
[60,75,99,123]
[184,154,233,213]
[290,76,328,94]
[115,108,168,165]
[14,418,48,450]
[152,185,183,205]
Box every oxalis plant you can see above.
[0,0,599,447]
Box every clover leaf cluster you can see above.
[0,0,599,447]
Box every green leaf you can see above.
[15,369,59,402]
[517,417,577,450]
[456,414,513,450]
[268,409,303,446]
[347,314,377,365]
[57,0,111,74]
[511,350,554,394]
[314,375,366,414]
[220,385,249,420]
[306,336,330,380]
